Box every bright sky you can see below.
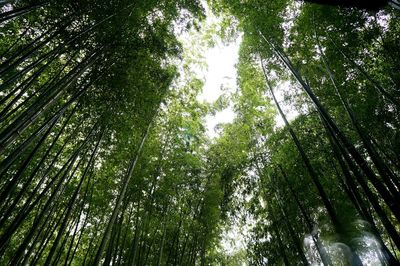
[189,8,248,256]
[197,40,298,134]
[197,38,240,138]
[195,31,297,136]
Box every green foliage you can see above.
[0,0,399,265]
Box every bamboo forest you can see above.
[1,0,400,265]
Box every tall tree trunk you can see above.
[44,130,102,264]
[324,119,400,252]
[93,119,153,264]
[276,194,310,266]
[269,207,291,266]
[0,2,46,23]
[324,120,400,264]
[0,112,60,206]
[261,60,363,266]
[278,165,334,266]
[316,36,400,196]
[260,33,400,223]
[326,35,400,107]
[0,122,96,252]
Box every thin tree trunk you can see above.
[0,2,46,23]
[0,27,29,60]
[269,207,291,266]
[261,60,363,265]
[325,119,400,252]
[0,112,60,207]
[260,33,400,223]
[0,122,96,252]
[325,121,400,264]
[0,47,102,152]
[326,35,400,107]
[316,36,400,197]
[93,119,154,265]
[276,195,310,266]
[278,165,333,266]
[67,178,96,266]
[44,130,102,264]
[157,212,168,266]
